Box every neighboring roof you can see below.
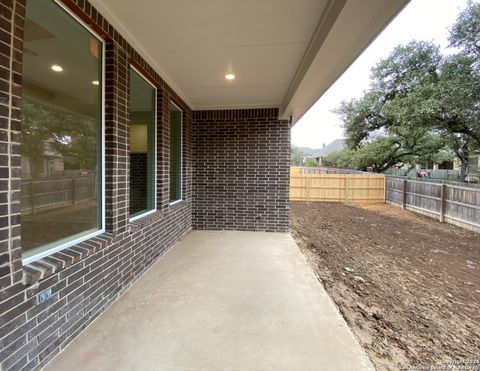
[89,0,409,123]
[314,139,345,157]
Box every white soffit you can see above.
[88,0,408,117]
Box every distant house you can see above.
[315,139,345,165]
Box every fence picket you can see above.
[21,175,96,215]
[291,168,479,233]
[290,168,385,204]
[386,176,480,232]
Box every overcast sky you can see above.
[291,0,469,149]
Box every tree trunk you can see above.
[451,136,469,183]
[30,157,39,179]
[459,157,469,182]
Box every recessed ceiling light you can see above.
[50,64,63,72]
[225,73,235,80]
[92,80,100,86]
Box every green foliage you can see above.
[323,149,355,168]
[324,134,450,172]
[334,3,480,179]
[50,118,97,171]
[22,100,98,177]
[291,146,318,166]
[370,41,442,103]
[336,92,383,150]
[449,0,480,59]
[291,146,305,166]
[428,54,480,145]
[303,158,317,167]
[418,148,454,166]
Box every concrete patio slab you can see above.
[45,231,374,371]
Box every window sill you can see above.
[126,202,186,233]
[129,208,157,223]
[22,232,115,285]
[22,203,187,285]
[127,209,164,233]
[169,199,185,209]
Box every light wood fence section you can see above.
[386,176,480,232]
[290,169,386,204]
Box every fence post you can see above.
[439,184,446,223]
[402,179,407,210]
[306,177,310,202]
[345,175,349,204]
[383,176,386,204]
[30,180,35,215]
[72,178,76,205]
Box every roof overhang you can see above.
[88,0,409,123]
[280,0,409,124]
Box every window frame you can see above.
[128,65,158,222]
[22,0,106,265]
[169,101,183,205]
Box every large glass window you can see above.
[21,0,103,261]
[170,103,182,203]
[129,68,156,218]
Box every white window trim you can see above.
[169,101,183,205]
[22,0,106,265]
[128,66,158,222]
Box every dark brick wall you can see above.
[192,108,291,232]
[0,0,291,370]
[0,0,24,300]
[0,1,193,370]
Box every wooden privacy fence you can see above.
[290,168,386,204]
[386,177,480,232]
[21,175,97,215]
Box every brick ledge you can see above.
[23,203,190,285]
[128,209,167,233]
[22,233,115,285]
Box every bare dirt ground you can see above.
[290,202,480,371]
[22,201,97,252]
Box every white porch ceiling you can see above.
[88,0,408,123]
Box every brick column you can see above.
[182,109,193,203]
[104,43,129,235]
[0,0,25,288]
[156,90,169,210]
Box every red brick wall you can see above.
[193,109,291,232]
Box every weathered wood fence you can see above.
[290,167,480,233]
[21,175,97,215]
[290,167,386,204]
[386,177,480,232]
